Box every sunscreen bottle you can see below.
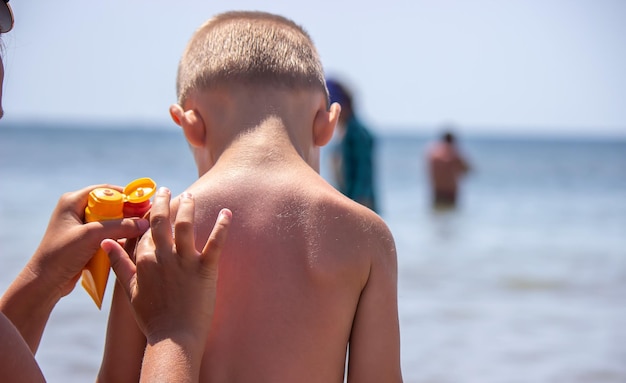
[82,188,124,309]
[81,178,156,309]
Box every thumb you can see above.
[101,239,137,300]
[98,218,150,241]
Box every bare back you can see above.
[185,158,400,382]
[428,143,468,193]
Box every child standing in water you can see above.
[100,11,402,383]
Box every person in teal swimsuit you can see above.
[326,79,378,213]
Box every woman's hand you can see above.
[29,185,150,299]
[0,184,149,353]
[103,187,231,348]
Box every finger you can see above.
[101,239,137,300]
[135,229,156,262]
[150,187,174,250]
[174,192,197,256]
[201,209,232,270]
[80,218,148,253]
[122,237,138,263]
[92,217,150,240]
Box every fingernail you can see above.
[181,192,193,199]
[220,208,232,220]
[100,240,111,253]
[158,187,170,195]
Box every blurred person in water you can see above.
[426,129,470,209]
[326,78,378,213]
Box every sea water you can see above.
[1,123,625,382]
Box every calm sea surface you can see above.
[1,123,625,383]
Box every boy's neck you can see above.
[221,117,307,165]
[196,118,319,177]
[191,86,323,176]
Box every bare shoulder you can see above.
[312,186,397,265]
[185,169,396,271]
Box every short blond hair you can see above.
[176,11,328,106]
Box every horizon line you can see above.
[4,117,625,141]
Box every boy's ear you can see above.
[169,104,206,148]
[313,102,340,147]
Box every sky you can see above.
[2,0,625,137]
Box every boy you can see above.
[100,11,402,383]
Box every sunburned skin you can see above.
[188,158,398,382]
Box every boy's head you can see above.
[176,11,329,108]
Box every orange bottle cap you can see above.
[123,177,157,204]
[86,188,124,221]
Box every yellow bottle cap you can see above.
[85,188,124,222]
[123,177,157,203]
